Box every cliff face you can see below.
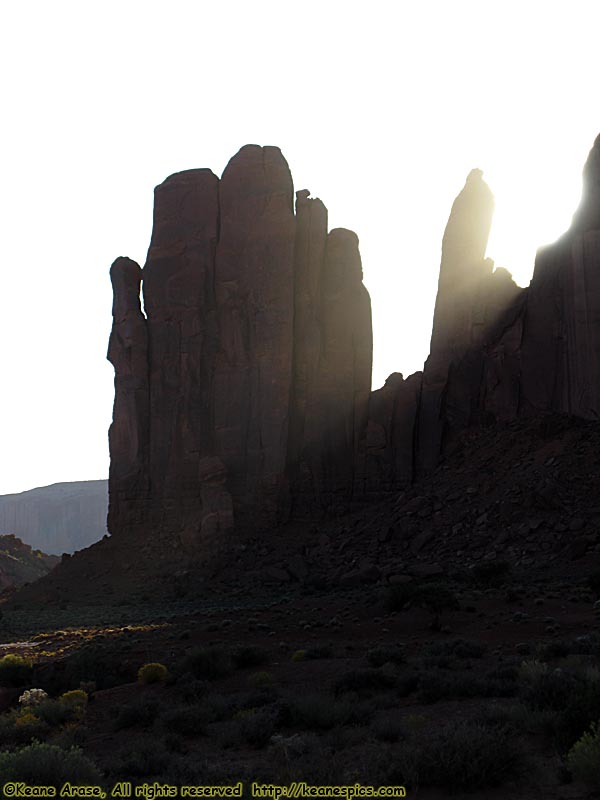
[108,146,372,546]
[519,134,600,419]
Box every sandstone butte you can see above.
[107,134,600,555]
[108,145,372,554]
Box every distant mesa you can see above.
[0,480,107,555]
[107,135,600,555]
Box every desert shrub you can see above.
[570,634,600,656]
[483,665,519,697]
[452,639,487,659]
[343,698,376,726]
[58,641,129,691]
[417,583,460,628]
[520,663,579,711]
[239,707,277,748]
[35,698,78,727]
[60,689,88,720]
[273,739,346,784]
[177,675,210,702]
[587,570,600,597]
[366,645,406,667]
[290,694,353,731]
[248,671,273,689]
[471,560,511,587]
[114,696,161,730]
[51,723,88,750]
[159,704,207,737]
[396,672,420,697]
[305,644,333,660]
[417,671,482,704]
[518,661,600,749]
[423,720,521,791]
[538,640,571,660]
[0,654,33,687]
[236,687,279,712]
[333,669,396,696]
[202,693,237,722]
[0,742,102,784]
[138,662,168,685]
[18,688,48,707]
[291,650,306,662]
[553,679,600,750]
[116,738,171,778]
[421,638,486,666]
[231,645,269,669]
[183,646,232,680]
[417,668,515,704]
[384,582,417,612]
[386,581,459,629]
[567,721,600,788]
[0,709,50,746]
[158,757,209,783]
[372,712,404,743]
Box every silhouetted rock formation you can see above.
[439,133,600,429]
[107,258,148,535]
[361,169,520,490]
[108,146,372,546]
[418,169,512,472]
[357,372,422,500]
[291,226,373,514]
[401,132,600,472]
[0,481,107,555]
[108,134,600,557]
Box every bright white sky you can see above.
[1,0,599,495]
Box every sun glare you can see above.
[486,157,586,288]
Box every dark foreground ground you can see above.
[2,415,600,799]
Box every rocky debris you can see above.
[108,146,373,545]
[269,412,600,592]
[0,534,59,591]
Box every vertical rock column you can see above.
[107,257,149,534]
[213,146,296,528]
[417,170,495,473]
[142,169,220,531]
[286,190,328,514]
[300,228,373,512]
[107,146,375,540]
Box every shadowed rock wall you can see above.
[108,146,373,545]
